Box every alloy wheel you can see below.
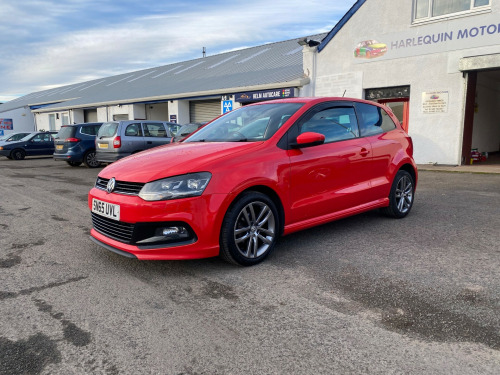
[233,201,276,259]
[395,175,413,214]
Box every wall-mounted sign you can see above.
[0,118,13,130]
[222,100,233,113]
[353,13,500,64]
[422,91,449,113]
[0,130,4,136]
[235,88,295,103]
[169,114,177,123]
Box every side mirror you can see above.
[291,132,325,149]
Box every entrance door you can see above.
[378,98,409,132]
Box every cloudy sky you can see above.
[0,0,356,103]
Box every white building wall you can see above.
[314,0,500,165]
[168,100,190,124]
[0,107,35,134]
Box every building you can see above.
[306,0,500,165]
[0,34,324,136]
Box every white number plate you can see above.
[98,143,108,149]
[92,198,120,221]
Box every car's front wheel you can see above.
[382,170,414,218]
[11,149,25,160]
[83,150,100,168]
[220,191,279,266]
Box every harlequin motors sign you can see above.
[354,13,500,64]
[0,119,13,130]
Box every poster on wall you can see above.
[0,118,13,130]
[422,91,449,113]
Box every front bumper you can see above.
[88,187,227,260]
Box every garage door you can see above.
[189,100,221,123]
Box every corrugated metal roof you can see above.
[0,33,326,113]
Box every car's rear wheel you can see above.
[66,161,82,167]
[220,191,279,266]
[382,170,414,218]
[11,149,25,160]
[83,150,100,168]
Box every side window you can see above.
[32,134,43,142]
[80,126,91,136]
[125,123,142,137]
[143,123,167,137]
[356,103,396,137]
[300,106,359,143]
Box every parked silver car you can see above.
[95,120,178,163]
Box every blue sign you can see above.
[235,88,295,103]
[169,114,177,123]
[223,100,233,113]
[0,130,3,136]
[0,118,13,130]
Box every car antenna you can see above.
[342,90,346,97]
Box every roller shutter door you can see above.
[189,100,221,123]
[84,109,98,122]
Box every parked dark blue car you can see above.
[53,122,103,168]
[0,131,57,160]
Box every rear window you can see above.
[56,126,76,139]
[356,103,396,136]
[98,122,119,138]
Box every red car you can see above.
[89,97,417,266]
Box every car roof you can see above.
[250,96,386,107]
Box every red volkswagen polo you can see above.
[89,97,417,266]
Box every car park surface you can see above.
[95,120,178,163]
[1,157,500,374]
[53,122,103,168]
[89,97,417,265]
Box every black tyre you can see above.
[220,191,279,266]
[381,170,414,218]
[11,149,25,160]
[66,161,82,167]
[83,150,100,168]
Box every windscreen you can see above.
[185,103,303,143]
[98,122,119,138]
[56,126,76,139]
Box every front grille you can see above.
[91,213,135,243]
[95,177,145,195]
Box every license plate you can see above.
[92,198,120,221]
[98,143,108,149]
[56,145,63,150]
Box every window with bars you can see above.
[414,0,490,21]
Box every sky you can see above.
[0,0,357,103]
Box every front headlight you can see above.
[138,172,212,201]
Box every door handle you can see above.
[360,148,369,157]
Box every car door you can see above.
[122,122,146,153]
[142,122,171,149]
[287,102,374,224]
[354,102,400,200]
[26,133,53,155]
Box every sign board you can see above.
[235,88,295,103]
[169,115,177,123]
[0,130,3,136]
[0,118,13,130]
[222,100,233,113]
[422,91,449,113]
[352,13,500,64]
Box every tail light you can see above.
[65,138,81,143]
[113,136,121,148]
